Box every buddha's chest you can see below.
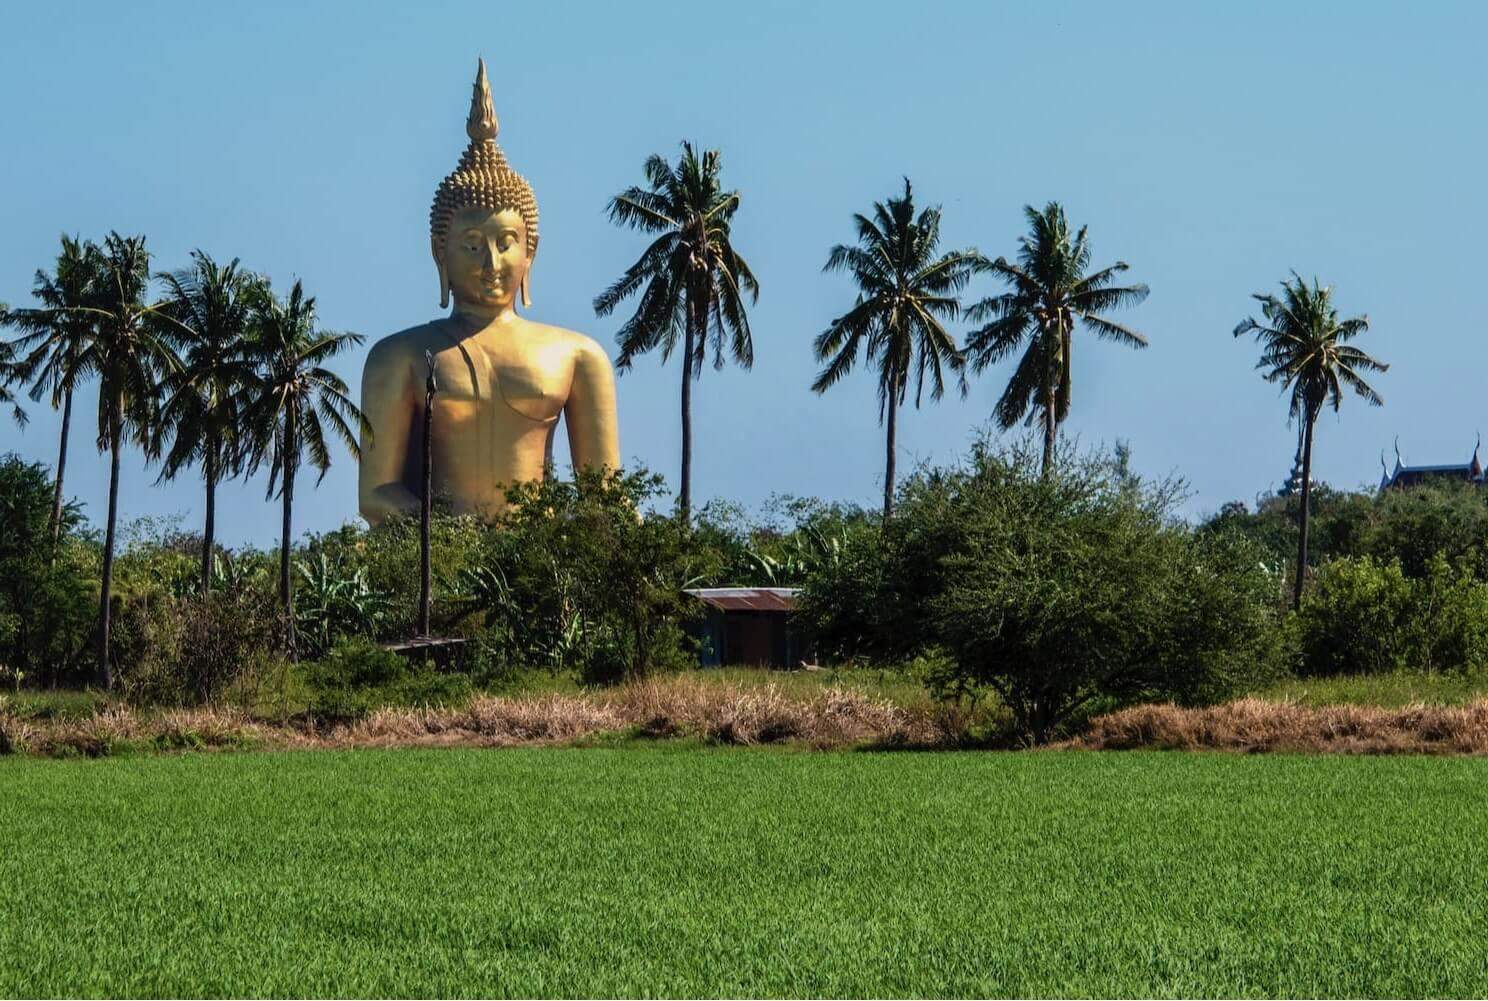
[430,338,571,425]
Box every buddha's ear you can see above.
[432,236,450,309]
[521,252,534,309]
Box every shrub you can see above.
[116,589,280,706]
[0,455,94,687]
[795,519,892,662]
[1298,554,1488,676]
[469,467,715,683]
[303,637,472,723]
[901,438,1285,742]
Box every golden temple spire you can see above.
[465,58,498,142]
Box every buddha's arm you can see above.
[565,339,621,472]
[358,341,420,525]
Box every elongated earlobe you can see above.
[520,272,532,310]
[432,237,451,309]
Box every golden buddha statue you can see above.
[358,60,620,525]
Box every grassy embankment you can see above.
[8,667,1488,757]
[3,748,1487,997]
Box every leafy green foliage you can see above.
[801,439,1286,741]
[474,467,716,683]
[1202,480,1488,582]
[923,441,1283,741]
[1297,555,1488,676]
[0,455,93,687]
[117,589,281,706]
[302,637,470,723]
[293,553,390,659]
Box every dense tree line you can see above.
[0,145,1401,742]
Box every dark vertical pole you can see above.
[97,414,121,690]
[280,413,297,659]
[1294,410,1316,612]
[883,376,898,523]
[419,352,437,637]
[679,317,695,526]
[201,446,216,595]
[49,388,73,564]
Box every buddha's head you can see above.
[429,59,540,312]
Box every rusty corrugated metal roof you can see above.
[683,587,800,612]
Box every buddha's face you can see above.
[443,206,531,312]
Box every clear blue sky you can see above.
[3,0,1484,545]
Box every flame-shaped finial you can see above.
[465,58,498,142]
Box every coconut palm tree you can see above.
[594,142,759,523]
[1235,273,1386,610]
[0,310,29,427]
[964,202,1149,475]
[155,252,265,595]
[811,178,975,520]
[242,280,368,643]
[2,235,103,557]
[65,233,178,688]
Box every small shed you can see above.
[684,587,809,668]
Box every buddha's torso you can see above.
[392,316,582,517]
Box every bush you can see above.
[0,455,94,687]
[466,467,715,683]
[852,438,1288,742]
[795,520,892,662]
[116,589,280,706]
[1298,555,1488,676]
[303,637,472,723]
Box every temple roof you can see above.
[1380,438,1484,490]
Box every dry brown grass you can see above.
[0,676,959,757]
[1076,697,1488,754]
[0,699,266,757]
[335,676,951,750]
[16,681,1487,759]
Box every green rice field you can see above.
[3,747,1486,997]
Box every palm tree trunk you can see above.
[97,414,122,691]
[883,367,899,523]
[1042,386,1058,476]
[1293,412,1317,611]
[279,416,297,656]
[49,388,73,564]
[201,448,216,597]
[679,314,696,525]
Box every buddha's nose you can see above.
[481,238,500,269]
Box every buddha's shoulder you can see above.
[364,320,459,367]
[519,320,614,365]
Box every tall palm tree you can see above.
[66,233,178,688]
[594,141,759,523]
[1235,273,1386,610]
[0,309,29,427]
[155,252,264,595]
[243,280,368,642]
[811,178,975,520]
[2,235,102,557]
[964,202,1149,475]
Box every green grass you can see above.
[1,688,114,721]
[1255,671,1488,707]
[479,664,931,704]
[3,749,1488,997]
